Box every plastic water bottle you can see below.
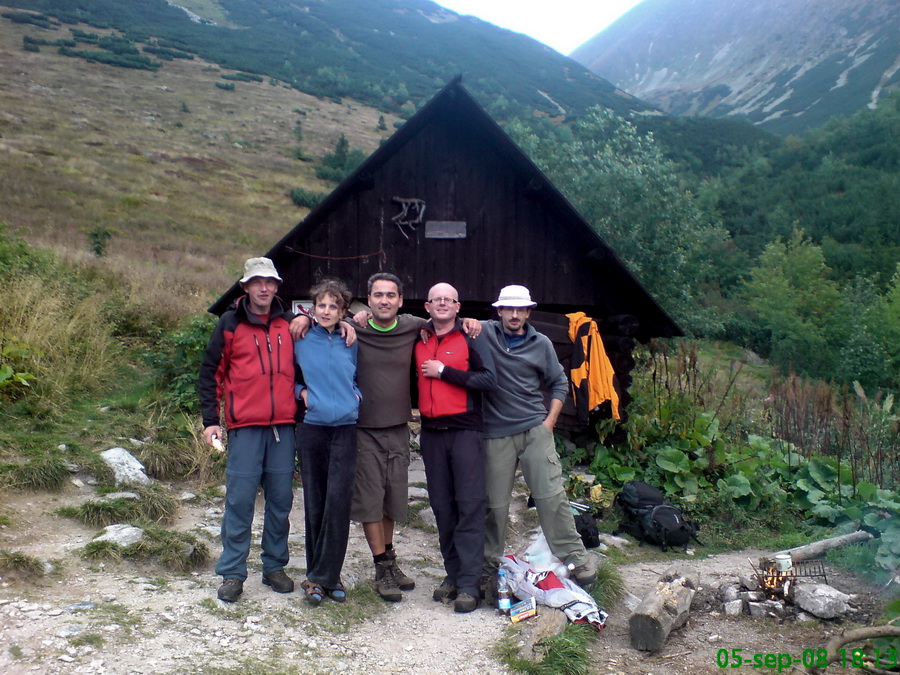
[497,569,511,616]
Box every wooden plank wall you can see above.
[278,108,619,315]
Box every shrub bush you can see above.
[145,314,217,413]
[290,187,326,209]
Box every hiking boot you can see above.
[453,592,478,613]
[479,573,498,606]
[262,569,295,594]
[432,578,457,602]
[570,554,598,588]
[375,559,402,602]
[217,578,243,602]
[384,549,415,591]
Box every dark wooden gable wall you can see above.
[211,79,681,342]
[277,106,606,309]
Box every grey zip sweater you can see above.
[480,320,569,439]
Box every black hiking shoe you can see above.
[217,578,243,602]
[375,559,402,602]
[453,592,478,613]
[262,569,295,593]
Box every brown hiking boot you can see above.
[384,549,415,591]
[432,578,457,602]
[375,559,402,602]
[570,554,598,588]
[479,573,498,605]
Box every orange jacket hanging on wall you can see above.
[566,312,620,422]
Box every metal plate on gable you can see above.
[425,220,467,239]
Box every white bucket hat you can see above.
[239,257,283,284]
[492,285,537,308]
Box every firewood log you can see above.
[629,565,699,652]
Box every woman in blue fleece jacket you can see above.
[294,278,361,604]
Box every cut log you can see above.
[629,565,699,652]
[608,351,636,373]
[599,314,640,337]
[772,530,874,563]
[600,334,636,354]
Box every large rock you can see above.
[515,608,568,663]
[408,487,428,501]
[99,447,151,486]
[94,524,144,547]
[598,533,632,549]
[791,582,852,619]
[720,583,740,602]
[417,506,437,529]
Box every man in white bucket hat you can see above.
[478,285,597,601]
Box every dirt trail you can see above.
[0,457,883,674]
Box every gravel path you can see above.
[1,455,879,675]
[0,457,514,674]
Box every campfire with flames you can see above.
[760,562,797,598]
[755,555,828,600]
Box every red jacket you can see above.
[198,295,297,430]
[414,320,496,430]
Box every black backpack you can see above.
[573,510,601,548]
[613,481,702,551]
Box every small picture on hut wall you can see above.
[292,300,312,316]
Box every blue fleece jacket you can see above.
[294,324,361,426]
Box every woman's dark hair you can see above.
[310,278,352,310]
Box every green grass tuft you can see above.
[128,526,210,572]
[590,558,625,611]
[75,500,130,527]
[62,483,180,527]
[133,483,179,524]
[498,622,594,675]
[2,456,69,490]
[0,548,45,579]
[69,633,105,648]
[82,526,209,571]
[83,540,124,562]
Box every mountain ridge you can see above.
[572,0,900,133]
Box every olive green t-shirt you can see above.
[355,314,425,428]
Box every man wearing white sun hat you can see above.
[479,285,597,600]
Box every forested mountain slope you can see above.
[4,0,656,121]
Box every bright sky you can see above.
[433,0,646,55]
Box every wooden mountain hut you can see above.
[210,76,682,434]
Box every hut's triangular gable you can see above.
[210,77,681,341]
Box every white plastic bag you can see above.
[523,532,569,578]
[499,555,608,630]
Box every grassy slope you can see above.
[0,13,396,319]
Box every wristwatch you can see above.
[437,364,445,377]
